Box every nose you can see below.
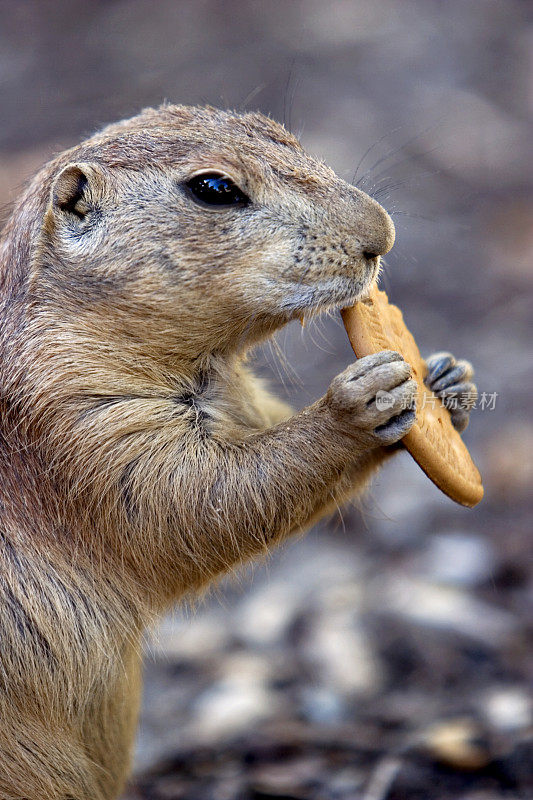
[348,187,396,259]
[361,202,396,258]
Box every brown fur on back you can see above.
[0,104,398,799]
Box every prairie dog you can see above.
[0,104,476,799]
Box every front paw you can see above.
[424,352,477,433]
[327,350,417,447]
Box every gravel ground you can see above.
[1,2,531,798]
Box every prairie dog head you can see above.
[25,104,394,360]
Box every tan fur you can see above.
[0,105,414,799]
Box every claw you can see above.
[449,409,469,433]
[374,408,416,443]
[425,352,455,383]
[424,353,477,435]
[431,364,474,393]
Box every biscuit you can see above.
[341,285,484,507]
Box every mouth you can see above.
[285,256,381,322]
[359,254,381,298]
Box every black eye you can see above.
[185,173,249,207]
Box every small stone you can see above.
[420,532,495,587]
[484,688,532,732]
[381,577,515,645]
[235,580,299,647]
[193,681,275,739]
[149,611,229,660]
[218,651,273,686]
[329,766,365,795]
[305,602,381,695]
[299,686,343,724]
[422,718,491,770]
[192,652,276,739]
[251,755,324,795]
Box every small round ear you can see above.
[50,163,99,221]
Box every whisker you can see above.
[351,122,408,185]
[354,119,443,190]
[239,83,267,109]
[283,58,298,133]
[263,330,302,396]
[370,168,442,200]
[368,142,443,187]
[305,314,337,356]
[389,210,437,223]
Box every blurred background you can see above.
[1,1,531,798]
